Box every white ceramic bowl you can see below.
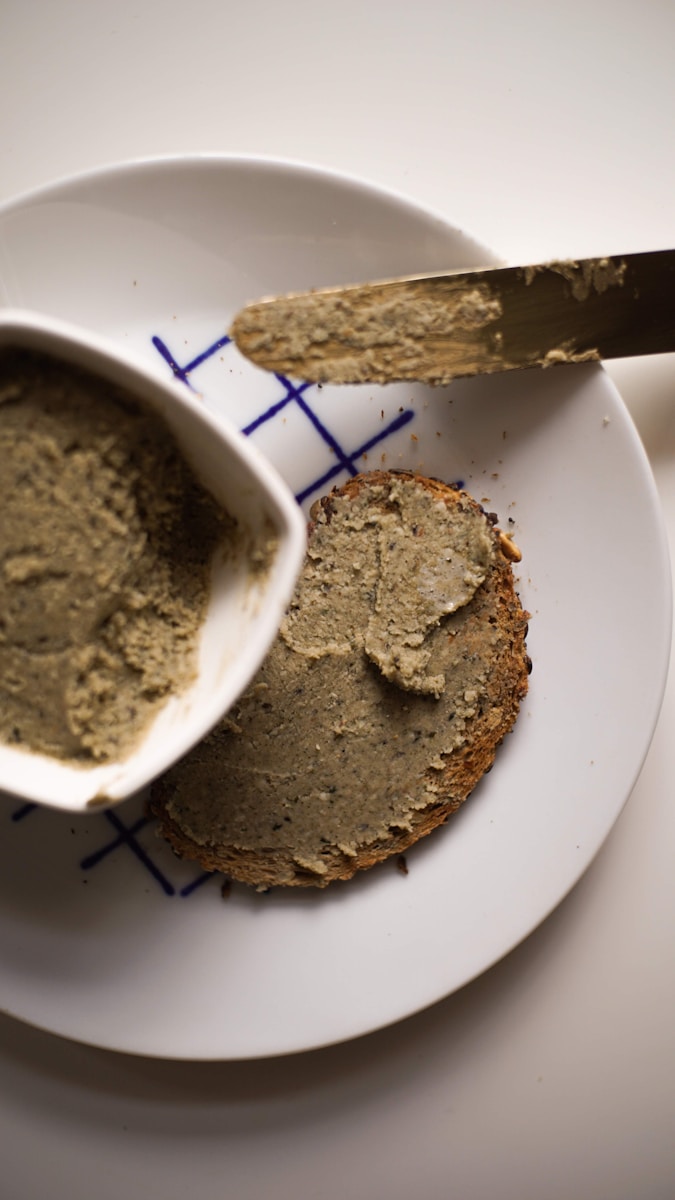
[0,308,306,812]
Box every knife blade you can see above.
[230,250,675,385]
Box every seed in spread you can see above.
[0,347,237,764]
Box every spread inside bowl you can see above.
[0,346,237,764]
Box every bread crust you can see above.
[150,471,530,888]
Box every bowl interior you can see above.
[0,309,305,810]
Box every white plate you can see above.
[0,156,670,1061]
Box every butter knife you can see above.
[230,250,675,385]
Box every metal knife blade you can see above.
[230,250,675,385]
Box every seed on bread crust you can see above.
[498,530,522,562]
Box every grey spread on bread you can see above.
[150,470,530,888]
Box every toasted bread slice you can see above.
[150,471,530,888]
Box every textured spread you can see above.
[282,475,495,696]
[231,282,503,385]
[0,348,234,763]
[523,256,627,301]
[151,472,530,888]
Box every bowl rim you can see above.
[0,305,307,811]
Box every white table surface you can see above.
[1,2,674,1197]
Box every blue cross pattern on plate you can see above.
[7,328,417,897]
[152,331,415,503]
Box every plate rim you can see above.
[0,153,671,1060]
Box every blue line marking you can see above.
[80,811,176,896]
[179,870,214,897]
[150,337,417,501]
[151,336,192,387]
[11,802,37,822]
[242,375,314,435]
[183,334,231,373]
[294,388,356,476]
[295,408,415,504]
[151,333,231,390]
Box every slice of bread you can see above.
[150,470,530,888]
